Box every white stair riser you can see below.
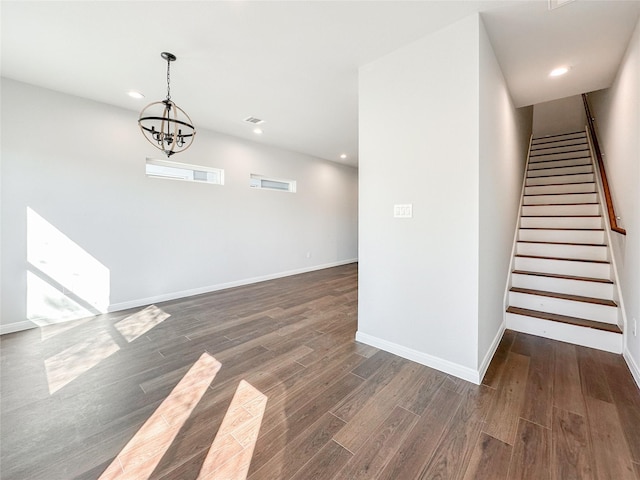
[514,256,611,279]
[529,150,591,162]
[518,229,605,244]
[523,193,597,205]
[529,158,591,170]
[532,133,586,144]
[525,183,596,195]
[509,291,618,324]
[506,313,622,353]
[530,144,589,156]
[531,137,587,149]
[516,242,608,261]
[527,165,593,177]
[522,204,599,216]
[526,173,594,186]
[511,274,614,299]
[520,216,602,229]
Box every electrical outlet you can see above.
[633,317,637,337]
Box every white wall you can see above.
[358,14,530,382]
[478,21,533,370]
[532,94,587,136]
[589,16,640,387]
[1,79,358,333]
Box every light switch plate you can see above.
[394,204,412,218]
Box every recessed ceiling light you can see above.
[253,128,263,135]
[549,66,570,77]
[128,90,145,99]
[340,154,347,159]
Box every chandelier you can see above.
[138,52,196,157]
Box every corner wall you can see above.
[478,20,533,372]
[589,16,640,387]
[1,79,358,333]
[358,14,531,382]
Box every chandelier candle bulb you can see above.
[138,52,196,157]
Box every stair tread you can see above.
[522,202,598,206]
[515,254,609,264]
[520,228,604,231]
[530,142,588,151]
[526,181,594,187]
[521,215,601,218]
[533,130,585,139]
[512,270,613,284]
[518,240,606,247]
[529,156,591,163]
[506,306,622,334]
[528,162,591,170]
[530,148,590,157]
[524,192,595,197]
[528,172,593,179]
[510,287,617,306]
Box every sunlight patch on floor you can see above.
[40,316,93,341]
[197,379,268,480]
[114,305,170,342]
[96,353,267,480]
[44,330,119,394]
[98,353,222,479]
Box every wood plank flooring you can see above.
[1,263,639,479]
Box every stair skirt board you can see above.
[506,311,623,354]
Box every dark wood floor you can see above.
[1,263,639,479]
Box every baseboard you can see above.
[0,320,37,335]
[478,322,506,384]
[0,259,358,336]
[109,258,358,313]
[355,331,481,384]
[623,347,640,391]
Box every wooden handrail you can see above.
[582,93,626,235]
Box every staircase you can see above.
[506,130,623,353]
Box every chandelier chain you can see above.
[166,57,171,101]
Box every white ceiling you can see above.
[2,1,639,167]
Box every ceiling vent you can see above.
[243,116,264,125]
